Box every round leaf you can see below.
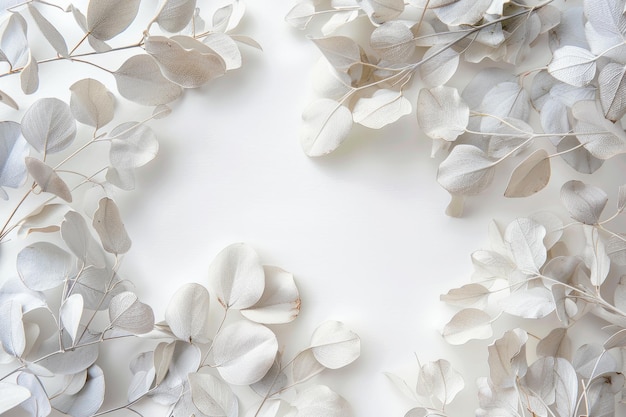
[69,78,114,128]
[92,197,131,254]
[417,86,469,141]
[109,291,155,334]
[109,122,159,169]
[437,145,495,195]
[189,373,238,417]
[0,382,31,414]
[17,242,72,291]
[241,266,301,324]
[114,54,183,105]
[21,98,76,154]
[442,308,493,345]
[87,0,141,41]
[301,98,353,157]
[165,283,211,343]
[560,180,608,224]
[310,320,360,369]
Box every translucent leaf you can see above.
[440,283,490,308]
[437,145,495,195]
[442,308,492,345]
[17,242,72,291]
[250,354,287,397]
[114,55,183,105]
[487,328,528,388]
[471,249,515,282]
[21,98,76,154]
[290,385,351,417]
[87,0,141,40]
[212,321,278,385]
[353,89,411,129]
[582,225,610,286]
[310,320,360,369]
[0,278,46,314]
[370,21,415,63]
[0,13,28,67]
[25,157,72,202]
[51,364,105,417]
[203,33,241,70]
[385,372,418,402]
[560,180,608,224]
[433,0,491,26]
[0,89,18,109]
[241,266,300,324]
[479,82,530,133]
[61,211,106,268]
[106,167,135,190]
[189,373,238,417]
[584,0,626,62]
[312,36,361,72]
[419,47,459,87]
[17,372,51,417]
[0,300,25,357]
[548,46,596,87]
[70,267,126,311]
[230,35,262,50]
[599,63,626,121]
[417,86,468,142]
[20,51,38,95]
[165,283,211,343]
[153,341,175,386]
[359,0,404,24]
[39,340,99,375]
[27,3,68,57]
[416,359,464,406]
[522,357,558,405]
[144,35,226,88]
[0,121,29,199]
[404,407,446,417]
[213,0,245,32]
[292,348,326,384]
[247,399,281,417]
[553,359,578,417]
[504,218,547,274]
[536,328,571,359]
[486,118,534,159]
[504,149,550,198]
[208,242,265,310]
[607,234,626,265]
[158,341,200,387]
[60,294,83,344]
[502,287,555,319]
[92,197,131,254]
[285,2,316,30]
[69,78,114,129]
[0,382,30,414]
[157,0,197,33]
[572,100,626,159]
[556,136,603,174]
[301,98,353,156]
[109,122,159,169]
[109,291,155,334]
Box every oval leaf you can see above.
[560,180,608,224]
[21,98,76,154]
[241,266,300,324]
[25,157,72,202]
[0,382,31,414]
[0,121,29,199]
[189,373,238,417]
[87,0,141,41]
[109,291,155,334]
[109,122,159,169]
[504,149,551,198]
[301,98,353,157]
[417,86,469,142]
[92,197,131,254]
[352,89,411,129]
[0,300,25,357]
[165,283,210,343]
[310,320,360,369]
[416,359,464,406]
[114,54,183,105]
[157,0,197,33]
[437,145,495,195]
[70,78,114,128]
[442,308,492,345]
[61,211,106,268]
[17,242,72,291]
[548,46,597,87]
[60,294,83,343]
[51,364,105,417]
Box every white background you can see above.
[3,1,626,416]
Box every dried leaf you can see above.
[61,211,106,268]
[0,121,29,199]
[487,328,528,388]
[353,89,411,129]
[27,3,68,57]
[114,55,183,105]
[69,78,114,128]
[25,157,72,202]
[504,149,551,198]
[165,283,210,343]
[370,21,415,63]
[560,180,608,224]
[0,278,46,314]
[144,35,226,88]
[359,0,404,24]
[109,291,154,334]
[310,320,360,369]
[21,98,76,154]
[312,36,361,72]
[301,98,353,156]
[599,63,626,121]
[440,283,490,308]
[479,82,530,133]
[17,372,51,417]
[109,122,159,169]
[536,328,571,359]
[0,300,25,357]
[416,359,464,406]
[250,354,287,397]
[212,320,278,385]
[203,33,241,70]
[502,287,555,319]
[51,364,105,417]
[584,0,626,61]
[573,343,617,379]
[189,373,238,417]
[87,0,141,40]
[556,136,603,174]
[504,218,547,274]
[17,242,72,291]
[553,358,578,417]
[572,100,626,159]
[0,382,30,414]
[20,51,38,95]
[157,0,197,33]
[285,1,316,30]
[433,0,491,26]
[548,46,597,87]
[290,385,351,417]
[419,47,459,87]
[437,145,495,195]
[486,118,534,159]
[0,13,28,67]
[153,341,175,386]
[582,225,611,287]
[292,348,326,384]
[417,86,469,141]
[60,294,83,344]
[208,243,265,310]
[442,308,492,345]
[92,197,131,254]
[0,89,18,109]
[241,266,300,324]
[606,234,626,265]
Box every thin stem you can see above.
[0,184,35,241]
[69,32,90,56]
[70,57,114,74]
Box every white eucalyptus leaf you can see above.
[462,68,516,109]
[301,98,353,156]
[109,122,159,169]
[486,118,534,159]
[250,354,287,397]
[292,348,326,384]
[321,10,359,35]
[21,98,76,154]
[310,320,360,369]
[353,89,411,129]
[208,242,265,310]
[420,47,459,87]
[614,277,626,315]
[0,278,46,314]
[416,359,464,406]
[153,341,175,386]
[370,21,415,63]
[560,180,608,224]
[471,249,515,283]
[404,407,445,417]
[528,211,563,250]
[504,218,547,274]
[20,51,38,95]
[584,0,626,61]
[0,89,17,109]
[285,2,316,30]
[61,211,106,268]
[557,136,604,174]
[0,13,28,67]
[582,225,611,287]
[549,6,587,51]
[25,157,72,202]
[106,166,135,190]
[502,287,555,319]
[230,35,262,50]
[109,291,154,334]
[17,242,72,291]
[245,399,281,417]
[359,0,403,23]
[572,100,626,159]
[586,372,623,417]
[384,372,418,402]
[442,308,492,345]
[542,256,582,285]
[618,184,626,210]
[17,372,51,417]
[553,358,578,417]
[603,328,626,350]
[61,294,83,344]
[27,3,68,57]
[216,0,245,32]
[417,86,468,142]
[479,82,530,133]
[189,373,238,417]
[241,266,300,324]
[437,145,495,195]
[607,234,626,265]
[312,36,360,72]
[487,328,528,388]
[114,55,183,105]
[51,364,105,417]
[92,197,131,254]
[522,357,557,405]
[165,283,210,343]
[536,328,571,359]
[87,0,141,40]
[203,32,241,70]
[433,0,491,26]
[290,385,351,417]
[440,283,490,308]
[212,3,233,32]
[159,341,201,386]
[573,344,616,379]
[504,149,550,198]
[71,267,126,311]
[0,382,30,414]
[548,45,596,87]
[0,121,29,199]
[599,63,626,121]
[39,341,99,374]
[212,320,278,385]
[0,300,25,357]
[157,0,197,33]
[69,78,114,129]
[537,4,561,33]
[144,35,226,88]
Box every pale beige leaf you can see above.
[25,157,72,202]
[504,149,551,198]
[87,0,141,40]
